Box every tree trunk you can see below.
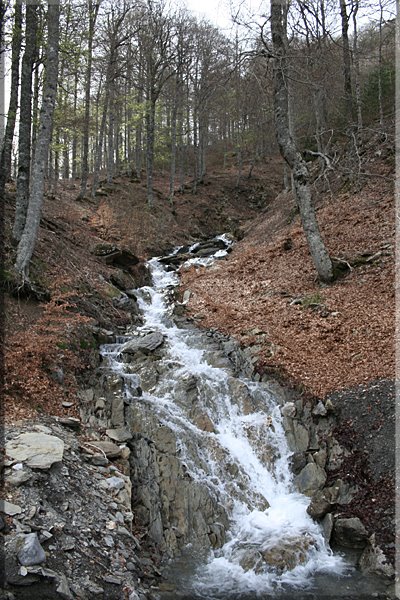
[0,2,22,194]
[270,0,333,283]
[339,0,354,124]
[79,0,100,198]
[71,70,78,179]
[13,3,38,242]
[145,96,156,207]
[169,77,179,201]
[15,0,60,279]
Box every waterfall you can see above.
[101,250,348,599]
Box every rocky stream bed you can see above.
[1,239,396,600]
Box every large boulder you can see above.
[6,433,64,469]
[295,462,327,496]
[332,517,369,549]
[121,332,164,355]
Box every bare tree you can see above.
[270,0,334,283]
[15,0,60,280]
[13,3,39,242]
[0,2,22,196]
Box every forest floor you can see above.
[2,126,396,578]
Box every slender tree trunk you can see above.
[270,0,333,283]
[15,0,60,279]
[92,84,110,197]
[13,3,38,242]
[339,0,354,124]
[169,77,179,201]
[0,2,22,194]
[71,70,78,178]
[79,0,100,198]
[352,1,363,132]
[31,61,40,170]
[107,85,115,184]
[145,96,156,206]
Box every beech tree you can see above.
[15,0,60,280]
[270,0,334,283]
[0,2,21,197]
[13,3,39,242]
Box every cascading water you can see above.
[100,249,353,599]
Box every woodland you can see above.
[0,0,397,598]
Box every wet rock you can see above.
[122,331,164,354]
[333,517,369,549]
[6,433,64,469]
[292,421,309,451]
[359,534,395,578]
[239,547,264,573]
[261,536,314,574]
[90,454,109,466]
[17,533,46,566]
[281,402,296,418]
[295,463,327,496]
[307,485,339,520]
[289,452,307,475]
[321,513,334,543]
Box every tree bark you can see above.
[0,2,22,194]
[79,0,100,198]
[13,3,38,242]
[270,0,333,283]
[339,0,354,123]
[15,0,60,279]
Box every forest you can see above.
[1,0,397,599]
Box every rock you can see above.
[261,536,314,574]
[107,476,125,491]
[92,243,139,267]
[307,486,339,520]
[182,290,191,304]
[56,574,74,599]
[106,427,132,443]
[333,517,369,549]
[289,452,307,475]
[91,455,109,466]
[57,417,81,429]
[312,401,327,417]
[62,401,74,408]
[359,534,395,578]
[295,463,327,496]
[86,441,122,459]
[6,433,64,469]
[17,533,46,566]
[321,513,334,543]
[292,421,309,451]
[103,574,122,585]
[281,402,296,418]
[111,397,125,428]
[0,500,22,516]
[121,331,164,355]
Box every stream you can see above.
[100,241,390,600]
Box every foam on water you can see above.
[101,253,348,597]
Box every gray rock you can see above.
[359,534,395,578]
[56,574,74,599]
[295,463,327,496]
[107,476,125,491]
[307,486,339,520]
[17,533,46,566]
[86,441,121,459]
[321,513,334,543]
[6,467,32,487]
[103,575,122,585]
[106,427,132,442]
[111,396,125,428]
[0,500,22,516]
[6,433,64,469]
[281,402,296,418]
[312,401,327,416]
[121,331,164,354]
[91,454,109,466]
[292,421,309,452]
[333,517,369,549]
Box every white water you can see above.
[101,254,348,598]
